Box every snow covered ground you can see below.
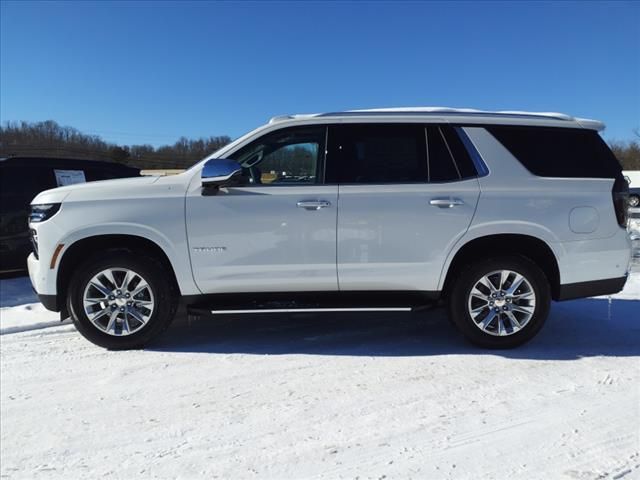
[1,233,639,479]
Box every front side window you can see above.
[230,126,325,185]
[326,124,427,183]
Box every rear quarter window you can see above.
[486,126,622,178]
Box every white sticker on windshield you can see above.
[54,169,86,186]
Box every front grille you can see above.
[30,229,39,260]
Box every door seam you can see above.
[336,184,341,291]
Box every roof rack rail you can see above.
[318,108,575,122]
[268,115,295,124]
[265,108,604,131]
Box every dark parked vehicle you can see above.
[0,157,140,271]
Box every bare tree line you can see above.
[0,120,232,169]
[1,120,639,170]
[610,128,640,170]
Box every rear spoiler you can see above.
[576,118,605,132]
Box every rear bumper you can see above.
[556,228,632,286]
[557,275,628,301]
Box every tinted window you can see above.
[487,126,622,178]
[0,166,54,202]
[326,124,427,183]
[427,126,460,182]
[441,126,477,179]
[230,126,325,185]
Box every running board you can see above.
[184,291,440,317]
[209,307,413,315]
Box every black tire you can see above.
[629,195,639,208]
[448,255,550,349]
[67,250,178,350]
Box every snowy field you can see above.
[1,226,639,479]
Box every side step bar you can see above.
[208,307,413,314]
[184,291,441,317]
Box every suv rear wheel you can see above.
[67,250,178,349]
[448,256,550,348]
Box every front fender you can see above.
[55,223,201,296]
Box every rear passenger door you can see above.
[328,124,481,292]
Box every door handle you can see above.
[297,200,332,210]
[429,197,464,208]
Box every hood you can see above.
[32,176,160,205]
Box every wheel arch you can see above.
[441,233,561,300]
[56,234,180,314]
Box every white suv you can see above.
[27,108,632,349]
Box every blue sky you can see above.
[1,1,639,147]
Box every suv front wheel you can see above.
[67,250,178,349]
[448,256,551,349]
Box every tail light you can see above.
[612,175,629,228]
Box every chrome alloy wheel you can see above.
[82,268,155,336]
[467,269,536,337]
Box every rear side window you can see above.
[487,126,622,178]
[427,126,460,182]
[441,126,477,179]
[326,124,427,183]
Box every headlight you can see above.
[29,203,61,223]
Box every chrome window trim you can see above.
[455,126,490,177]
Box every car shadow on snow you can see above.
[150,297,640,360]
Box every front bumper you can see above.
[28,252,63,312]
[37,293,60,312]
[27,252,58,308]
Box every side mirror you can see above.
[201,158,242,191]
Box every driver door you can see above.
[186,126,338,294]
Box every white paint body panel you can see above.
[569,207,599,234]
[29,174,201,296]
[336,180,479,291]
[185,181,338,293]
